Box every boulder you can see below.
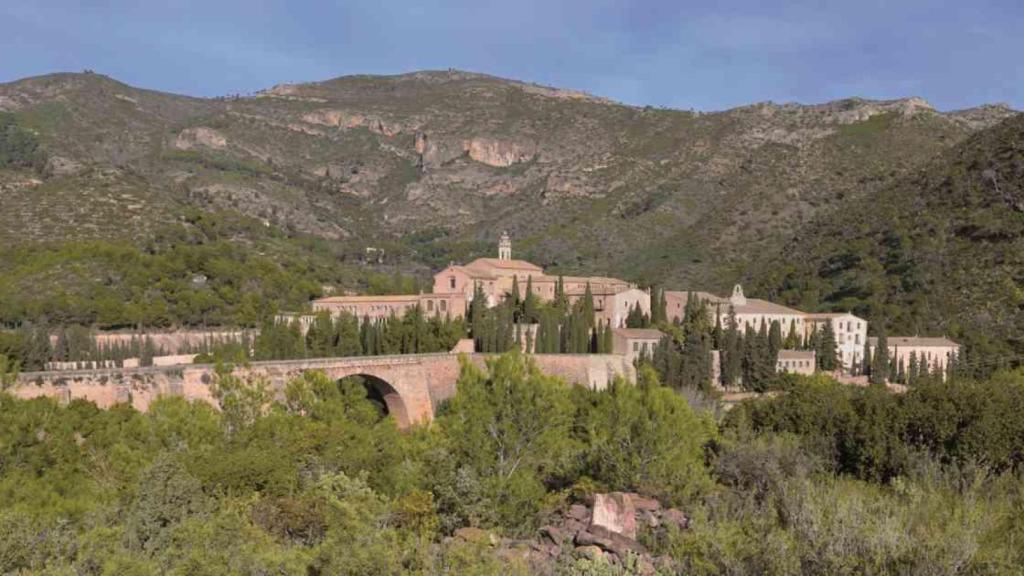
[574,545,605,561]
[567,503,590,523]
[539,525,564,547]
[575,525,645,557]
[662,508,689,530]
[629,494,662,512]
[454,526,498,546]
[590,492,637,539]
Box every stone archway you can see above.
[338,373,411,428]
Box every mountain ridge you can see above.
[0,69,1020,335]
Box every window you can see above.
[633,342,639,352]
[449,276,456,290]
[855,334,860,344]
[426,300,434,312]
[440,300,447,312]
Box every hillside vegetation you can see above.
[2,353,1024,574]
[0,70,1021,357]
[751,114,1024,365]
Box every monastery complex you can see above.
[308,233,960,378]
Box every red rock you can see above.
[630,495,662,512]
[539,525,564,546]
[568,503,590,522]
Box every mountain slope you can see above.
[0,70,1018,328]
[750,113,1024,363]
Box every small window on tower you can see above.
[449,276,456,290]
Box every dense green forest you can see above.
[2,352,1024,574]
[0,209,427,330]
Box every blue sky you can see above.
[2,1,1022,111]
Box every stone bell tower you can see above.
[730,284,747,307]
[498,231,512,261]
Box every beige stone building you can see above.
[666,285,807,337]
[613,328,664,364]
[666,285,869,374]
[868,337,960,379]
[804,313,867,374]
[777,350,816,375]
[311,293,467,321]
[311,232,647,326]
[430,231,648,326]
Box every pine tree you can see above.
[335,313,362,356]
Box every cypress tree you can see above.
[511,275,521,311]
[870,332,890,385]
[721,307,741,388]
[582,283,596,329]
[888,347,900,382]
[861,338,872,377]
[768,320,782,359]
[554,275,568,311]
[712,308,723,350]
[602,320,613,354]
[523,276,539,322]
[908,350,919,385]
[784,319,799,349]
[818,322,839,372]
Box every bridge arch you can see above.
[336,373,411,427]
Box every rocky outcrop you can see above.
[464,137,536,167]
[590,492,637,539]
[413,133,537,169]
[474,492,688,574]
[173,127,227,150]
[301,109,402,136]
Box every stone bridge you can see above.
[9,353,636,428]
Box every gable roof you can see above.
[465,257,543,273]
[315,294,420,304]
[436,264,497,280]
[665,291,803,316]
[613,328,665,340]
[868,337,959,348]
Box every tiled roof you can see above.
[465,257,544,272]
[613,328,665,339]
[777,349,815,360]
[440,264,497,280]
[868,337,959,348]
[315,294,421,304]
